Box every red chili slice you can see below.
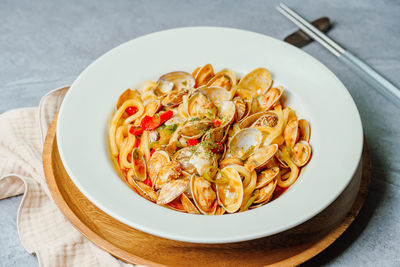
[212,119,221,128]
[186,139,199,146]
[150,149,156,157]
[125,106,138,116]
[135,138,141,148]
[143,178,152,187]
[159,110,173,124]
[129,126,144,136]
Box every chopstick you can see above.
[277,3,400,108]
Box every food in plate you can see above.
[108,64,312,215]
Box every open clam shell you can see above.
[238,111,268,129]
[251,112,279,128]
[154,71,195,96]
[131,148,147,181]
[256,86,283,111]
[292,141,312,167]
[180,120,213,139]
[154,160,182,189]
[235,88,253,121]
[187,92,218,120]
[147,151,170,186]
[219,157,243,169]
[218,100,236,127]
[206,69,237,91]
[238,67,272,95]
[201,126,228,143]
[190,175,218,215]
[181,193,200,214]
[194,64,214,88]
[129,179,158,202]
[157,179,189,205]
[253,178,277,204]
[195,86,232,104]
[216,166,244,213]
[172,147,196,174]
[245,144,278,172]
[284,118,299,148]
[227,128,263,160]
[161,89,188,107]
[255,167,280,189]
[298,119,311,142]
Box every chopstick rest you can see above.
[284,17,331,48]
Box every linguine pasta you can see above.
[108,64,312,215]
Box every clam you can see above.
[284,118,299,148]
[298,119,311,142]
[180,120,212,139]
[233,97,247,122]
[214,206,226,215]
[256,86,283,111]
[244,144,278,172]
[131,148,147,181]
[188,92,218,120]
[201,126,228,143]
[292,141,312,167]
[218,101,236,127]
[253,179,277,204]
[180,193,200,214]
[189,142,218,176]
[238,68,272,95]
[129,179,158,202]
[216,166,244,213]
[190,175,218,215]
[157,179,189,205]
[195,86,232,103]
[153,71,195,96]
[255,167,280,189]
[275,149,289,168]
[234,88,253,120]
[161,89,188,107]
[194,64,214,87]
[154,160,182,189]
[206,69,237,91]
[172,147,196,174]
[251,112,279,128]
[227,128,263,160]
[219,157,243,169]
[164,198,185,212]
[238,111,268,129]
[147,151,170,185]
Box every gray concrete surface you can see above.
[1,0,399,266]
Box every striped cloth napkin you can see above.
[0,87,143,267]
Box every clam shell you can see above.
[227,128,263,160]
[131,148,147,181]
[206,69,237,91]
[238,67,272,95]
[298,119,311,142]
[218,100,236,128]
[292,141,312,167]
[147,151,170,186]
[194,64,214,87]
[253,179,277,204]
[216,166,244,213]
[190,175,218,215]
[195,86,232,104]
[157,179,189,205]
[284,118,299,148]
[154,71,195,96]
[255,167,280,189]
[154,160,182,189]
[180,120,212,139]
[187,92,218,120]
[245,144,278,172]
[181,193,200,214]
[238,111,269,129]
[256,86,283,110]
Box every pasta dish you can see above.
[108,64,312,215]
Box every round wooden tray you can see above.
[43,116,370,267]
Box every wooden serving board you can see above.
[43,116,370,267]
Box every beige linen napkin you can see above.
[0,87,143,267]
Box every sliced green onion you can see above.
[240,190,259,212]
[203,166,229,184]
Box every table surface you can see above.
[1,0,399,266]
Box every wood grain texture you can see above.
[43,115,370,267]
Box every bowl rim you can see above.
[57,26,363,243]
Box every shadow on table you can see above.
[302,142,387,266]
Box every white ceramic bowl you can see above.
[57,27,363,244]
